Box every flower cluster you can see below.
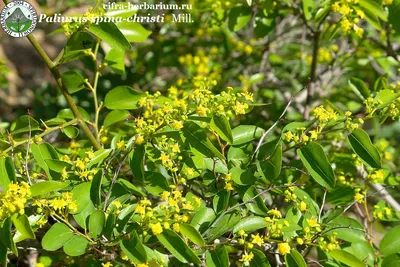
[331,0,365,36]
[284,127,318,144]
[0,182,31,221]
[33,192,78,216]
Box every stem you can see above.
[92,41,101,139]
[4,119,79,154]
[304,30,320,120]
[24,34,102,150]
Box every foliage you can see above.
[1,0,400,266]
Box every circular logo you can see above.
[1,1,37,38]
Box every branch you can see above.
[21,31,102,150]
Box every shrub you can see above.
[1,0,400,266]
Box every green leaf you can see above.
[302,0,316,20]
[358,0,388,21]
[232,125,264,145]
[130,145,145,182]
[190,208,216,232]
[389,0,400,37]
[382,254,400,267]
[11,115,40,135]
[73,202,95,230]
[63,126,79,139]
[86,149,112,169]
[238,186,269,216]
[115,22,151,42]
[0,157,16,190]
[182,121,225,160]
[206,210,241,240]
[157,229,201,264]
[144,171,169,196]
[0,218,17,255]
[206,245,229,267]
[257,139,282,181]
[89,210,105,239]
[11,214,35,241]
[233,216,267,235]
[297,142,336,189]
[42,223,74,251]
[88,22,131,51]
[230,167,254,186]
[105,48,126,75]
[44,159,71,173]
[344,241,375,266]
[380,225,400,256]
[348,128,381,168]
[285,249,307,267]
[329,249,366,267]
[104,86,145,110]
[0,240,7,267]
[118,179,146,197]
[228,6,251,32]
[30,181,69,197]
[328,216,365,243]
[63,31,95,62]
[90,172,103,207]
[104,213,116,240]
[210,114,233,144]
[250,249,271,267]
[71,182,92,213]
[63,235,89,256]
[213,191,230,215]
[349,77,371,100]
[375,89,400,109]
[106,2,137,18]
[31,142,59,179]
[179,223,205,246]
[120,230,147,264]
[61,71,86,94]
[57,107,90,122]
[103,110,130,128]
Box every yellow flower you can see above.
[36,263,45,267]
[224,183,234,191]
[112,200,122,209]
[307,217,320,229]
[102,262,112,267]
[383,0,393,4]
[284,131,294,142]
[173,223,180,232]
[135,135,145,145]
[332,2,340,12]
[268,208,282,218]
[239,252,254,263]
[356,10,365,18]
[354,25,364,37]
[172,120,184,130]
[340,19,352,32]
[251,234,264,246]
[151,222,163,235]
[137,264,149,267]
[196,105,208,116]
[298,201,307,212]
[161,191,170,201]
[117,140,125,149]
[278,242,291,255]
[339,4,351,16]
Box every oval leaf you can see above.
[348,128,381,168]
[63,235,89,256]
[42,223,74,251]
[297,142,336,189]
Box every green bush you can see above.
[1,0,400,266]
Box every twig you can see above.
[318,190,327,223]
[25,111,32,185]
[370,183,400,212]
[252,96,294,160]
